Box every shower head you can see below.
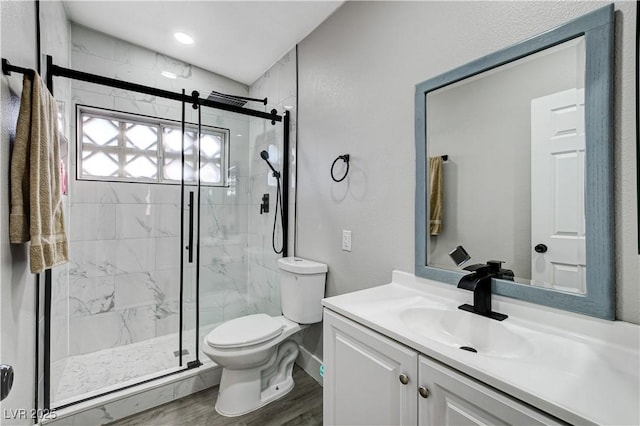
[207,91,247,108]
[259,150,280,178]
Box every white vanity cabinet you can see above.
[324,309,563,426]
[417,355,563,426]
[323,308,418,425]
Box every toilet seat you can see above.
[206,314,284,349]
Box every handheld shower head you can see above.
[259,150,280,178]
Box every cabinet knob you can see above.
[399,373,409,385]
[418,386,430,399]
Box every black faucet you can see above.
[457,260,509,321]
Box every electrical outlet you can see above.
[342,230,352,252]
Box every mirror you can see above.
[415,5,615,319]
[427,37,586,291]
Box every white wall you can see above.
[0,2,37,421]
[296,1,638,361]
[1,0,70,422]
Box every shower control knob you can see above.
[399,373,409,385]
[418,386,430,399]
[534,244,548,253]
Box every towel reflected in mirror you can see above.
[429,156,443,236]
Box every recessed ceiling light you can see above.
[174,32,194,45]
[161,71,177,79]
[284,105,293,110]
[235,133,243,137]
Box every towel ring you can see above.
[331,154,350,182]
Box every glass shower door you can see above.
[171,122,200,368]
[50,104,190,407]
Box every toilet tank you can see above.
[278,257,327,324]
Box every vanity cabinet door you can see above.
[323,309,418,426]
[417,355,563,426]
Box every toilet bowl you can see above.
[203,257,327,417]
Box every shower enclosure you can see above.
[21,55,292,409]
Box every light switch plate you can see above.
[342,230,352,252]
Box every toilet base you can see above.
[214,340,298,417]
[215,375,294,417]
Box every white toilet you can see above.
[202,256,327,417]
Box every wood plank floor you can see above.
[108,367,322,426]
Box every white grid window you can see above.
[78,107,228,185]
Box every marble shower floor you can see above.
[52,325,217,406]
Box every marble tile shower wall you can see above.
[51,24,253,364]
[246,48,297,316]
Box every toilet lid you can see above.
[206,314,284,349]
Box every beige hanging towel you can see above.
[429,156,443,235]
[10,73,69,273]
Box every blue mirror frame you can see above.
[415,5,615,319]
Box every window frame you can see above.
[76,104,230,187]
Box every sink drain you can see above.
[459,346,478,353]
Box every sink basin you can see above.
[400,307,533,358]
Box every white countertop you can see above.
[322,270,640,426]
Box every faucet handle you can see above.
[486,260,505,272]
[487,260,515,281]
[462,263,490,273]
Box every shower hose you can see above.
[272,176,284,254]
